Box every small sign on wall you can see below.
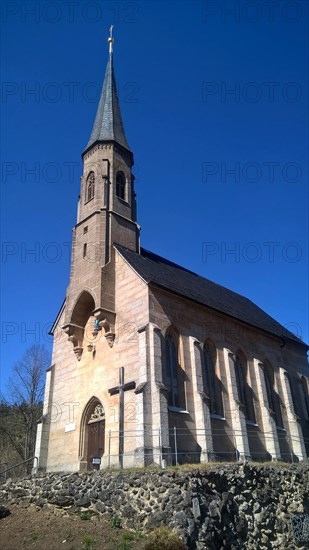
[64,422,76,433]
[92,456,101,470]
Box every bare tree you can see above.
[0,344,50,472]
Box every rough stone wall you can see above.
[1,463,308,549]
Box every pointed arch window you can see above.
[164,328,185,409]
[203,340,224,417]
[234,352,256,423]
[116,171,126,200]
[86,172,95,202]
[299,377,309,420]
[284,372,299,416]
[263,361,284,428]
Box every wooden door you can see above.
[87,420,105,469]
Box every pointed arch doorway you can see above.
[79,397,105,470]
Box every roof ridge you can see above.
[140,247,261,307]
[115,244,307,348]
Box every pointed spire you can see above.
[84,28,131,153]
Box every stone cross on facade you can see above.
[108,367,136,468]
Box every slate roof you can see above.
[115,244,307,347]
[84,51,131,153]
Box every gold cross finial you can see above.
[108,25,114,53]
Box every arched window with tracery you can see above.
[86,172,95,202]
[116,171,126,200]
[234,351,256,422]
[164,328,185,409]
[263,361,284,428]
[203,340,224,417]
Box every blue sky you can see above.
[1,0,308,394]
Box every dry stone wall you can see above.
[1,463,309,549]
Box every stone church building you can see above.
[35,34,309,472]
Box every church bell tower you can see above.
[63,28,140,359]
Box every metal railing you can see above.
[1,427,308,476]
[0,457,38,481]
[103,426,309,468]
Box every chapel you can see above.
[34,32,309,472]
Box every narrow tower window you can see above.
[83,243,87,258]
[116,171,126,200]
[86,172,95,202]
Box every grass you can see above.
[82,534,95,550]
[3,503,149,550]
[165,460,299,472]
[63,530,74,542]
[99,460,298,475]
[80,510,92,520]
[110,516,122,528]
[144,527,187,550]
[26,532,39,543]
[115,530,147,550]
[122,533,135,542]
[117,536,134,550]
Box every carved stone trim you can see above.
[192,338,203,347]
[267,406,276,418]
[68,335,78,347]
[137,324,148,334]
[156,382,168,393]
[99,319,111,332]
[63,323,84,360]
[149,323,161,333]
[63,323,84,332]
[91,308,116,348]
[88,403,105,424]
[198,390,210,402]
[73,347,83,361]
[105,332,116,348]
[134,382,147,394]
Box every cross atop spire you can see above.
[84,26,131,154]
[108,25,114,53]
